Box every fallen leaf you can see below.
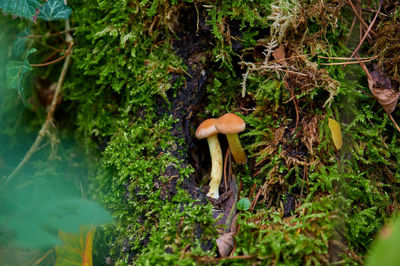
[369,83,400,114]
[272,45,286,61]
[55,226,96,266]
[328,118,343,150]
[82,228,95,266]
[216,232,235,257]
[370,64,392,89]
[368,64,400,114]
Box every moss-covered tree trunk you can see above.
[2,0,400,265]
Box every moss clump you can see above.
[235,196,339,265]
[64,1,218,263]
[95,115,216,264]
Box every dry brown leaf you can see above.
[369,82,400,114]
[216,232,235,257]
[272,45,286,62]
[368,64,400,114]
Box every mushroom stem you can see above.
[226,133,247,165]
[206,135,223,199]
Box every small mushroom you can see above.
[215,113,247,165]
[196,119,223,199]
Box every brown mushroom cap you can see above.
[196,118,219,139]
[215,113,245,134]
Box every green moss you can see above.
[14,0,398,264]
[234,196,337,265]
[92,115,216,263]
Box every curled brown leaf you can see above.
[367,64,400,114]
[216,232,235,257]
[369,82,400,114]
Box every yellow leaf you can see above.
[82,228,94,266]
[55,226,96,266]
[328,118,342,150]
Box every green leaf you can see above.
[12,26,31,57]
[6,48,36,106]
[366,217,400,266]
[0,0,42,21]
[38,0,71,21]
[5,198,112,248]
[237,197,251,211]
[0,177,113,249]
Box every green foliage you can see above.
[26,0,400,264]
[234,196,337,265]
[0,0,71,22]
[64,0,186,146]
[38,0,72,21]
[204,71,240,116]
[11,26,31,57]
[0,0,41,21]
[200,1,400,263]
[0,137,113,251]
[1,0,72,108]
[237,197,251,211]
[94,115,216,263]
[366,216,400,266]
[204,0,273,69]
[6,48,36,106]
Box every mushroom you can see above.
[196,119,223,199]
[215,113,247,164]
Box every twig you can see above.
[193,0,200,36]
[196,255,254,262]
[320,58,377,65]
[34,41,68,53]
[248,183,257,199]
[3,2,73,183]
[285,80,299,134]
[299,165,308,200]
[34,249,53,265]
[358,59,373,80]
[241,67,249,98]
[318,55,377,60]
[31,42,72,67]
[388,112,400,134]
[346,0,377,36]
[345,16,356,46]
[350,3,380,58]
[26,28,75,39]
[269,53,314,64]
[224,147,230,192]
[249,186,263,212]
[362,7,389,17]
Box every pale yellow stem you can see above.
[206,135,223,199]
[226,133,247,164]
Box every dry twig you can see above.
[350,3,380,58]
[346,0,377,36]
[3,0,74,183]
[31,42,72,67]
